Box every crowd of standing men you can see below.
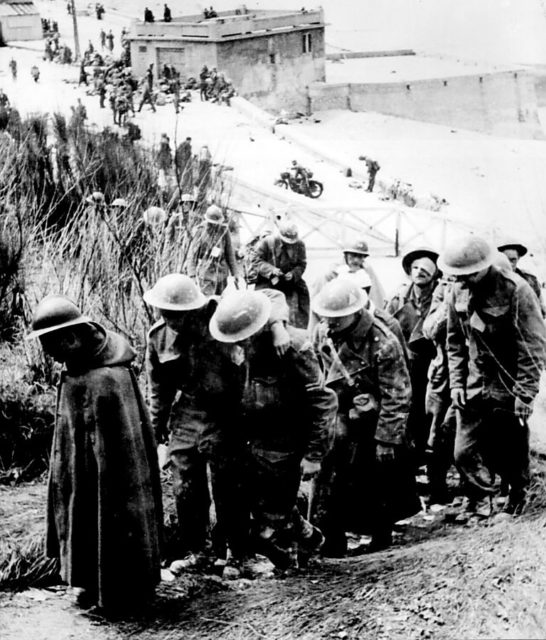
[27,206,546,613]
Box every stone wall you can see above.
[308,71,544,139]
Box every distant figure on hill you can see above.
[106,30,114,52]
[9,58,17,80]
[359,155,380,192]
[164,4,172,22]
[144,7,155,22]
[30,65,40,83]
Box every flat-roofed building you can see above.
[127,8,325,111]
[0,0,41,43]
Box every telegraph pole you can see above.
[70,0,81,61]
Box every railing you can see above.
[222,173,489,260]
[130,9,323,41]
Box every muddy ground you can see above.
[2,468,546,640]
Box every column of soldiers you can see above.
[27,230,545,614]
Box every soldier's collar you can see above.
[346,311,374,351]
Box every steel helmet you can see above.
[278,221,299,244]
[343,238,369,257]
[209,290,272,343]
[497,238,528,257]
[491,251,512,271]
[143,206,167,226]
[338,269,372,291]
[204,204,225,225]
[401,247,439,276]
[111,197,128,208]
[143,274,207,311]
[85,191,105,205]
[437,235,494,276]
[311,278,367,318]
[27,294,91,340]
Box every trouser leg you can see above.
[170,447,210,555]
[312,433,352,557]
[209,445,250,560]
[454,401,495,500]
[490,407,530,499]
[426,399,456,502]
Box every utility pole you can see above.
[70,0,81,61]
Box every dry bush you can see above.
[0,110,233,480]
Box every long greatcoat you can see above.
[46,330,162,610]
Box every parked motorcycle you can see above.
[274,171,323,199]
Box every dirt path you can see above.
[3,472,546,640]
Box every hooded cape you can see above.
[46,329,162,609]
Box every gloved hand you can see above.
[450,388,466,410]
[301,458,321,481]
[283,271,293,281]
[376,442,396,463]
[514,397,533,420]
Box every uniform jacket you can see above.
[446,266,546,404]
[146,292,290,442]
[373,306,409,364]
[186,223,239,294]
[385,280,436,359]
[516,267,545,317]
[314,311,411,445]
[146,302,241,442]
[46,330,162,609]
[253,234,307,288]
[422,279,454,394]
[241,326,338,463]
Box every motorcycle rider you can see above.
[289,160,310,194]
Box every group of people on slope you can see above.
[27,226,545,615]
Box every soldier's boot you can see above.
[254,528,295,573]
[464,496,493,521]
[503,489,527,516]
[169,552,211,575]
[297,525,325,568]
[320,530,347,558]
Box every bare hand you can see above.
[301,458,321,480]
[270,321,290,356]
[376,443,395,462]
[284,271,293,281]
[514,397,533,421]
[451,388,466,410]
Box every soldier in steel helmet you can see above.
[497,238,545,317]
[143,275,291,576]
[185,204,242,295]
[251,220,310,328]
[209,289,338,573]
[311,278,420,557]
[310,238,386,325]
[27,295,162,613]
[440,235,546,518]
[385,247,441,465]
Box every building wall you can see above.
[308,71,544,139]
[0,13,41,41]
[217,28,325,112]
[130,27,325,111]
[130,40,219,78]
